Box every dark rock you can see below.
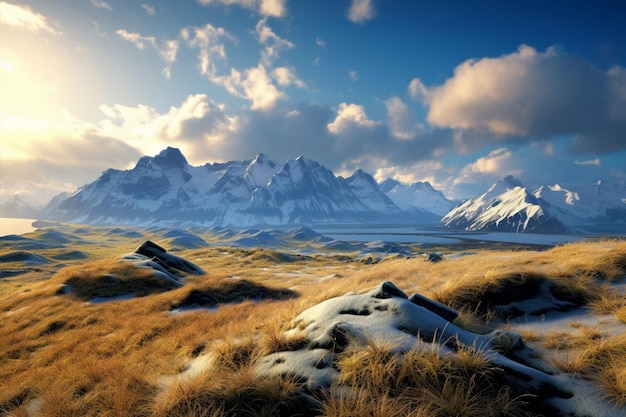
[134,241,204,275]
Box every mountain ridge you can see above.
[441,175,626,233]
[41,148,446,227]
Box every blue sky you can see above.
[1,0,626,204]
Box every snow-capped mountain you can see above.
[44,148,441,227]
[532,180,626,233]
[0,195,42,219]
[442,176,626,233]
[441,176,570,233]
[380,179,456,216]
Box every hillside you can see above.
[1,224,626,416]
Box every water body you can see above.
[0,218,37,237]
[312,225,588,246]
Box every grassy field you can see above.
[1,224,625,416]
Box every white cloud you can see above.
[182,23,232,77]
[374,160,444,186]
[272,66,306,88]
[385,97,419,140]
[463,148,513,175]
[90,0,112,11]
[575,158,601,166]
[0,1,61,34]
[116,29,156,50]
[316,37,326,48]
[327,102,378,134]
[255,18,294,66]
[348,70,358,81]
[116,30,179,78]
[408,78,429,103]
[162,40,179,63]
[197,0,286,17]
[213,65,284,110]
[259,0,286,17]
[423,45,626,153]
[142,4,156,15]
[0,108,140,192]
[348,0,375,23]
[98,94,231,145]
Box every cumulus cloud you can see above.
[348,0,375,23]
[98,94,236,151]
[423,45,626,154]
[213,65,284,110]
[385,97,419,140]
[259,0,286,17]
[374,160,445,187]
[327,103,378,135]
[316,37,326,48]
[197,0,286,17]
[462,148,514,175]
[272,66,306,88]
[90,0,112,11]
[181,23,232,77]
[0,1,61,34]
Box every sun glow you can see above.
[0,58,13,73]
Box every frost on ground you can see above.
[249,281,622,417]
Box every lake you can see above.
[0,218,38,237]
[312,225,588,246]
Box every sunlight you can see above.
[0,58,14,73]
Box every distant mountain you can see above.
[441,176,571,233]
[532,180,626,233]
[0,195,42,219]
[441,176,626,234]
[380,179,456,216]
[44,148,443,227]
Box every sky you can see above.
[1,0,626,205]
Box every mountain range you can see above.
[39,147,451,227]
[441,175,626,233]
[2,147,625,233]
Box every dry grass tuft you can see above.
[316,388,420,417]
[52,259,179,300]
[436,272,546,316]
[594,358,626,407]
[333,339,531,417]
[153,366,308,417]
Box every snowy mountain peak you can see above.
[496,175,523,189]
[45,148,447,227]
[382,180,455,216]
[153,147,188,169]
[442,176,569,233]
[244,153,279,188]
[347,169,377,186]
[379,178,401,193]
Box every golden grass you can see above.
[1,229,625,416]
[333,338,531,417]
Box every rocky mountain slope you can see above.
[442,175,626,233]
[43,148,445,227]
